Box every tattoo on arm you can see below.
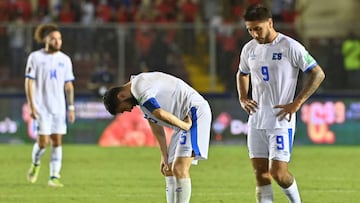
[295,66,325,105]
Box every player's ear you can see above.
[268,18,273,28]
[117,92,125,102]
[117,90,129,102]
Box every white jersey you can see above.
[239,33,317,129]
[130,72,207,130]
[25,49,75,115]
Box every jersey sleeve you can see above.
[25,53,36,79]
[131,76,158,106]
[290,41,318,73]
[238,44,250,74]
[131,80,161,112]
[64,56,75,82]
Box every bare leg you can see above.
[270,160,301,203]
[252,158,273,203]
[172,157,193,203]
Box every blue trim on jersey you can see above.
[190,107,201,157]
[64,79,75,83]
[240,71,250,75]
[143,97,161,112]
[25,75,36,79]
[288,128,293,153]
[304,63,318,73]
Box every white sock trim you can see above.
[282,178,301,203]
[175,178,191,203]
[256,184,274,203]
[50,146,62,178]
[165,176,176,203]
[32,143,45,165]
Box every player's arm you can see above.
[65,81,75,123]
[142,97,192,131]
[236,70,258,114]
[148,121,167,157]
[25,77,37,119]
[275,65,325,121]
[152,108,192,131]
[293,65,325,108]
[148,120,170,175]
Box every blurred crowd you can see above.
[3,0,359,93]
[0,0,297,24]
[0,0,301,93]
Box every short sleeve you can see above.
[131,76,158,105]
[64,56,75,82]
[238,45,250,74]
[25,53,36,79]
[290,41,318,73]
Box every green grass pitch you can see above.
[0,144,359,203]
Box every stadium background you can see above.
[0,0,359,146]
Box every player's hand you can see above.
[183,114,192,131]
[274,102,301,121]
[30,108,39,120]
[160,157,170,176]
[68,110,76,124]
[239,98,258,115]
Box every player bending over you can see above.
[103,71,212,203]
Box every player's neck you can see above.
[44,46,59,54]
[44,49,58,54]
[268,31,279,43]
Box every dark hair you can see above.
[244,4,272,21]
[103,86,123,116]
[34,23,60,43]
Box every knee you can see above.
[254,169,272,185]
[269,168,292,187]
[269,169,282,182]
[37,139,48,148]
[50,135,62,147]
[164,164,173,176]
[172,164,189,179]
[164,170,173,177]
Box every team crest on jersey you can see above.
[272,53,282,60]
[58,62,64,67]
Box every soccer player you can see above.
[103,72,212,203]
[25,23,75,187]
[236,4,325,203]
